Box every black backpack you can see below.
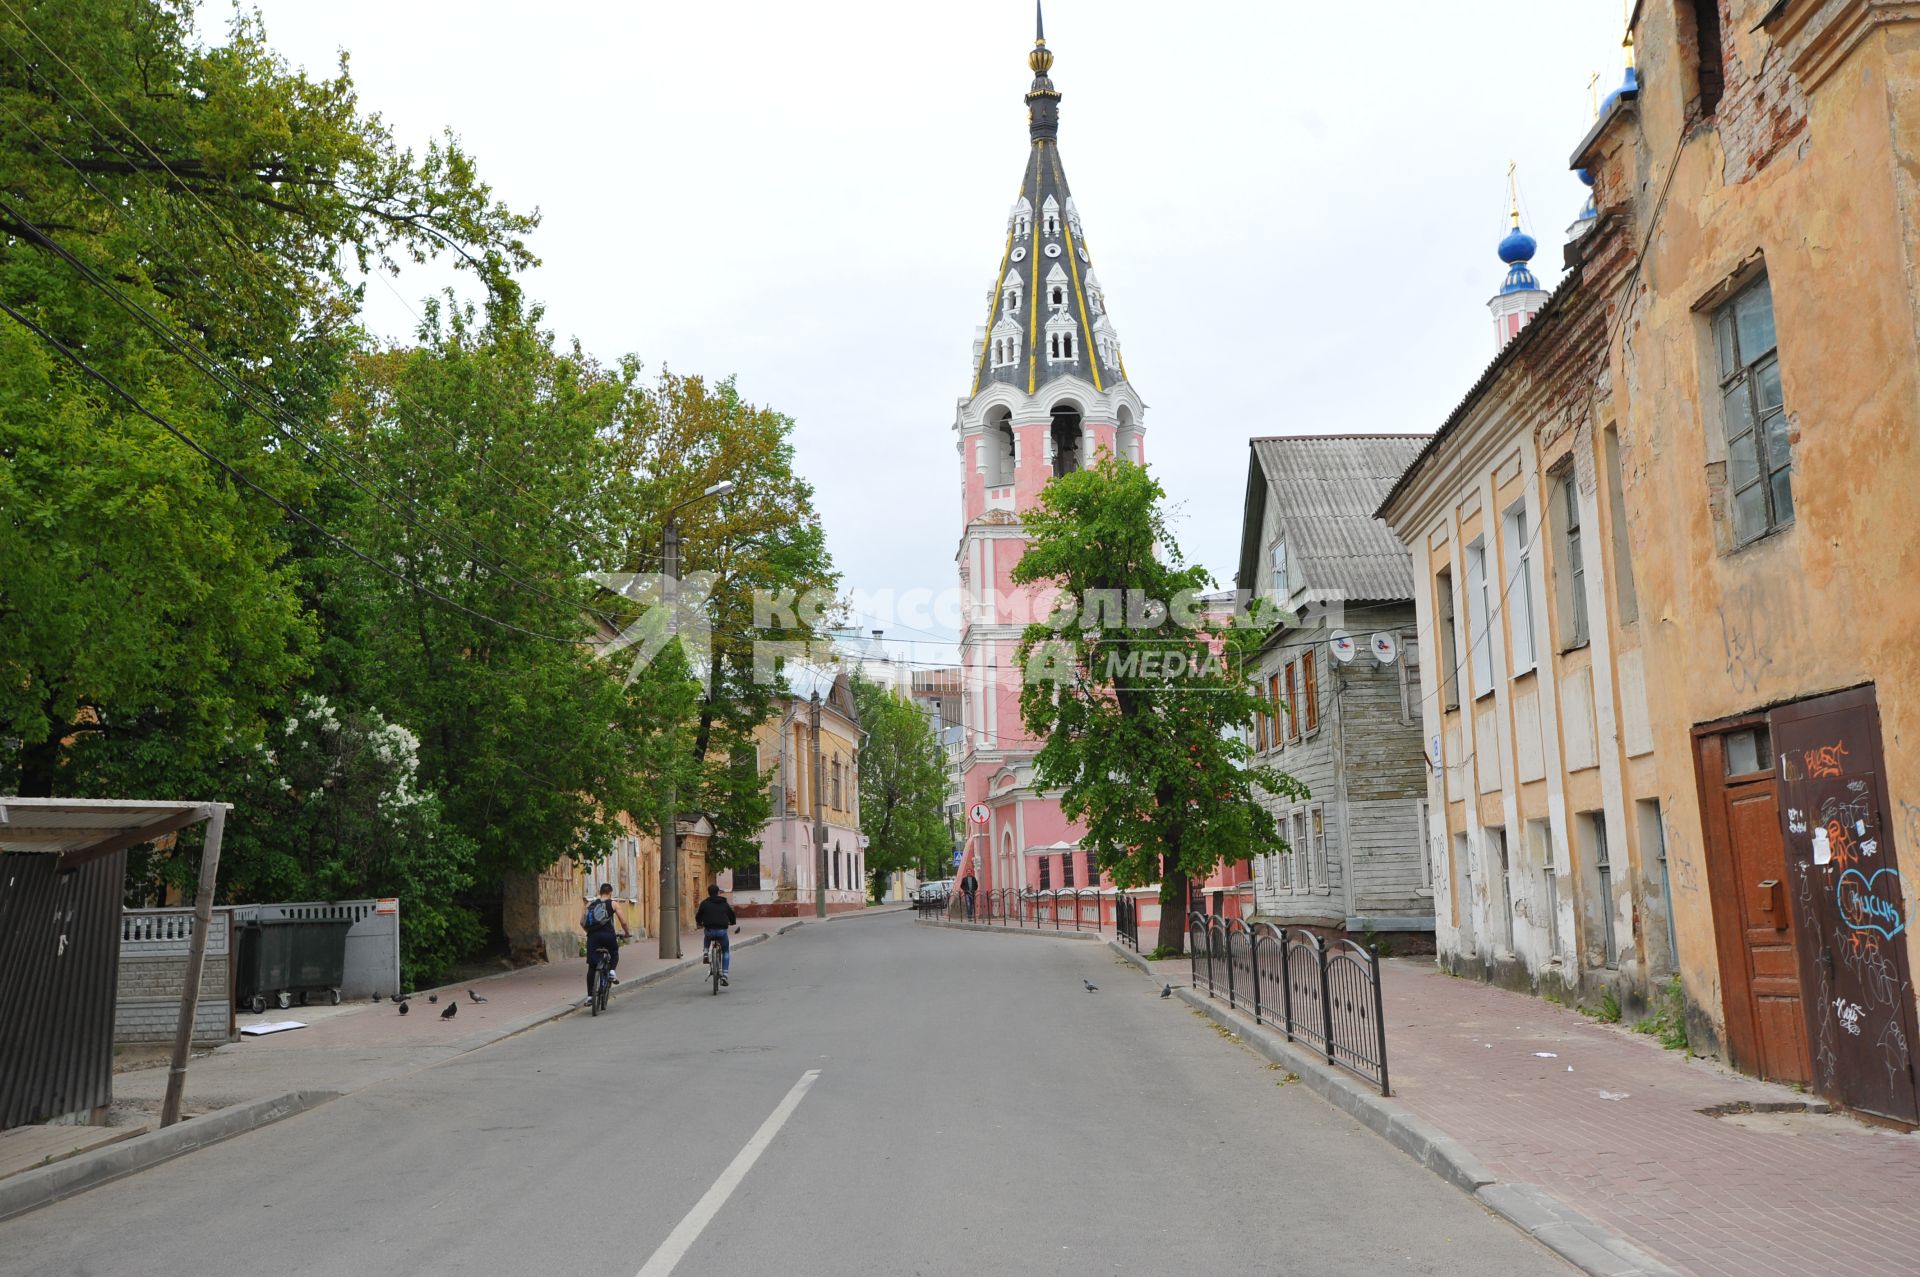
[583,898,613,931]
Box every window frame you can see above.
[1436,567,1461,711]
[1557,469,1590,648]
[1712,274,1792,545]
[1301,648,1319,735]
[1465,540,1495,697]
[1038,854,1051,890]
[1504,500,1537,675]
[1284,661,1301,742]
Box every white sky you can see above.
[228,0,1627,658]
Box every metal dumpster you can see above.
[234,917,351,1013]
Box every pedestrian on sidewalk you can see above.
[960,870,979,919]
[582,883,629,1002]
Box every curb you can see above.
[0,1090,338,1223]
[920,918,1101,941]
[1106,940,1679,1277]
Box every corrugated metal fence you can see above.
[0,851,127,1129]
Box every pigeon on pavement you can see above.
[1161,984,1172,999]
[397,1001,409,1016]
[427,994,437,1004]
[369,993,380,1004]
[1083,979,1098,992]
[468,989,487,1004]
[440,1002,458,1020]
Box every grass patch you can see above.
[1633,975,1690,1052]
[1144,945,1184,962]
[1578,991,1623,1024]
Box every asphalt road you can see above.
[1,915,1567,1276]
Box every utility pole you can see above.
[811,690,827,918]
[658,516,682,958]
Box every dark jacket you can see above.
[960,875,979,894]
[694,896,737,931]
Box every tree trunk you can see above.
[1158,852,1189,956]
[17,725,62,798]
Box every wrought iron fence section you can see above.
[1184,912,1389,1095]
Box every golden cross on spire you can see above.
[1508,162,1521,229]
[1588,70,1602,118]
[1623,0,1636,67]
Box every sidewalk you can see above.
[109,906,905,1121]
[1131,947,1920,1277]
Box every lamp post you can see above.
[658,478,734,959]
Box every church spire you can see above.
[970,7,1127,399]
[1027,2,1061,142]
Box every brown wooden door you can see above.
[1770,687,1920,1126]
[1698,725,1813,1085]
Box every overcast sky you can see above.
[228,0,1627,659]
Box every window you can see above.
[1291,811,1308,891]
[734,862,763,891]
[1268,673,1283,748]
[1529,821,1557,959]
[1436,568,1460,710]
[1038,855,1051,889]
[1051,285,1065,306]
[1465,542,1494,695]
[1085,851,1098,885]
[1062,850,1075,887]
[1723,725,1771,776]
[1554,470,1589,646]
[1686,0,1724,115]
[1589,813,1619,967]
[1452,831,1476,953]
[1640,799,1676,974]
[1308,804,1327,891]
[1603,427,1638,623]
[1488,828,1513,955]
[1284,661,1300,741]
[1301,649,1319,734]
[1504,502,1536,672]
[1714,275,1791,543]
[1270,537,1298,600]
[1416,799,1433,893]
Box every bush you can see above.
[1635,975,1690,1051]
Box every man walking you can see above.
[960,869,979,919]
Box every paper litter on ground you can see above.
[240,1020,307,1036]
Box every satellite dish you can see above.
[1329,631,1356,664]
[1371,633,1399,665]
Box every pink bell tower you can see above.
[953,4,1146,896]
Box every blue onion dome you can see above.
[1600,64,1638,116]
[1498,225,1538,265]
[1577,167,1594,187]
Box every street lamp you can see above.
[658,478,735,958]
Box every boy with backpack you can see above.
[582,882,630,1004]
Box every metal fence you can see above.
[1187,912,1390,1096]
[1115,894,1140,951]
[919,887,1115,933]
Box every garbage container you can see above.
[233,917,350,1013]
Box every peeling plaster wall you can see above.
[1595,1,1920,1049]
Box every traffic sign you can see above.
[969,802,990,826]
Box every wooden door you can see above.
[1697,729,1812,1084]
[1771,687,1920,1126]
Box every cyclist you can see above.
[694,884,738,985]
[582,883,629,1006]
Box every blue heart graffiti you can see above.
[1837,868,1906,940]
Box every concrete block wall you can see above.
[115,909,236,1045]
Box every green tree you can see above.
[1011,455,1305,954]
[851,675,951,901]
[0,0,533,794]
[321,297,700,896]
[603,372,837,871]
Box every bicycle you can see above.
[589,932,628,1016]
[704,925,740,996]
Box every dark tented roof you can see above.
[1238,435,1431,604]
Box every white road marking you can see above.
[634,1069,821,1277]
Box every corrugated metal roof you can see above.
[1247,436,1430,603]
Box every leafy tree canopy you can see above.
[851,675,952,898]
[1011,455,1305,953]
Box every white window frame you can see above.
[1504,501,1537,674]
[1308,802,1328,893]
[1465,540,1494,696]
[1416,799,1434,895]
